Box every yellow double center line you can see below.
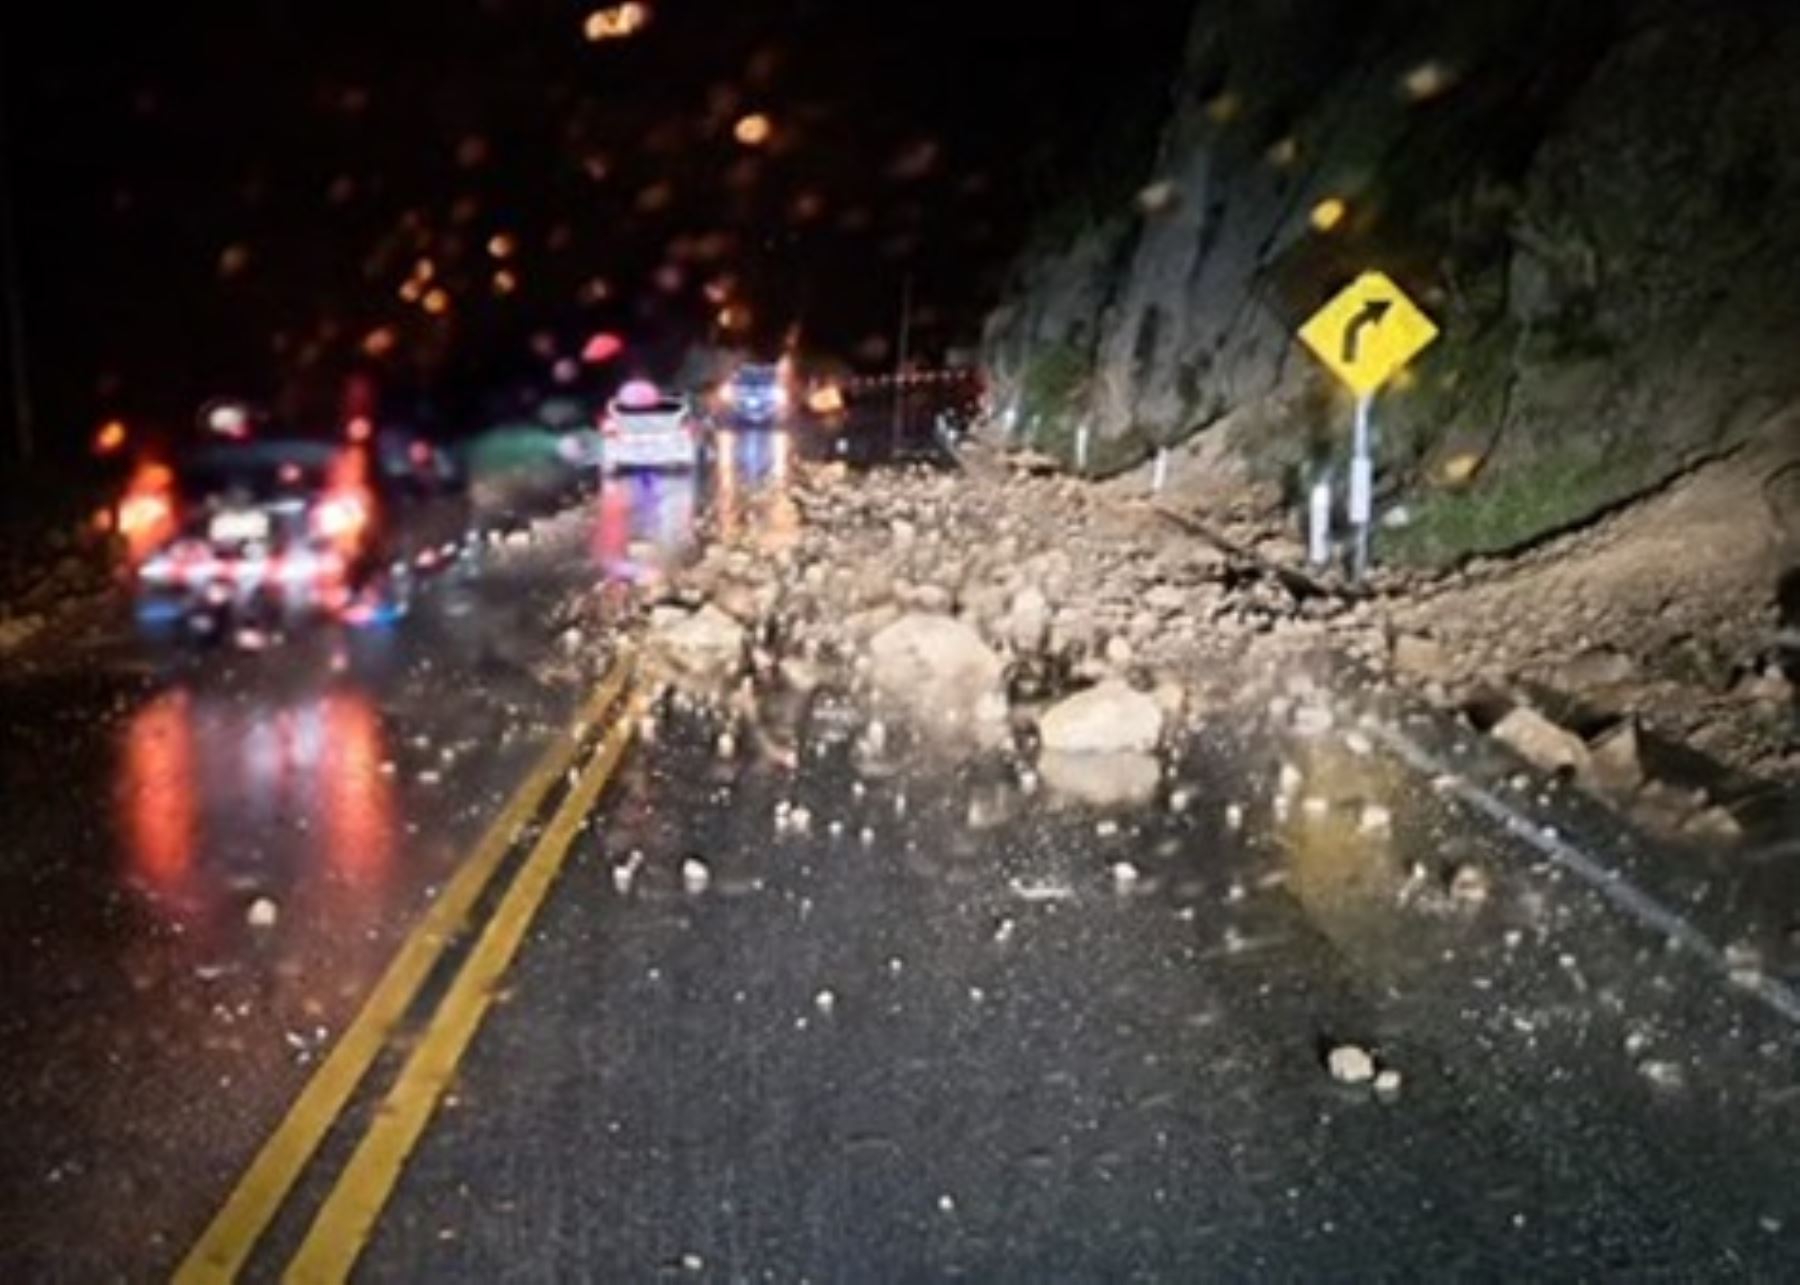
[176,658,641,1284]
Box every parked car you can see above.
[600,383,702,472]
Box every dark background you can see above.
[0,0,1193,459]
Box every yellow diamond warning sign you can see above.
[1298,271,1439,396]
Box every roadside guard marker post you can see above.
[1075,422,1091,475]
[1297,270,1439,582]
[1152,446,1169,495]
[1308,470,1334,567]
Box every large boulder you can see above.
[647,604,746,680]
[1491,706,1591,777]
[1039,750,1161,805]
[868,613,1006,729]
[1038,679,1164,755]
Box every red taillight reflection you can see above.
[119,690,197,897]
[318,691,396,889]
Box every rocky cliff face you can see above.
[983,0,1800,563]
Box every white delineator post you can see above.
[1075,422,1091,474]
[1152,446,1169,494]
[1349,392,1375,581]
[1308,471,1333,567]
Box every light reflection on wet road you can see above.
[0,395,971,1277]
[588,427,797,587]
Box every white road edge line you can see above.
[1360,713,1800,1028]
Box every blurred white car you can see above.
[600,383,701,473]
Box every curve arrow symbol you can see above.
[1341,298,1392,364]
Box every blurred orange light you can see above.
[94,420,128,455]
[414,257,436,282]
[585,2,650,41]
[806,384,845,416]
[1402,61,1456,102]
[362,326,397,358]
[398,279,424,304]
[733,114,773,147]
[487,232,516,259]
[422,287,450,315]
[347,416,374,443]
[118,461,176,560]
[493,268,519,295]
[1310,198,1348,233]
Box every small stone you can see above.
[716,731,737,759]
[1638,1058,1685,1090]
[1583,719,1645,794]
[1681,804,1744,845]
[1447,863,1490,906]
[1292,704,1334,738]
[246,897,279,928]
[1301,795,1330,819]
[1492,706,1591,777]
[1327,1044,1376,1085]
[814,989,836,1014]
[1224,803,1244,830]
[1110,861,1141,892]
[1392,634,1453,683]
[1358,803,1392,834]
[1373,1068,1403,1101]
[681,858,711,895]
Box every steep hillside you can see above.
[982,0,1800,564]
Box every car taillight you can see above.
[118,461,177,562]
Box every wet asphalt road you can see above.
[6,397,1800,1280]
[351,696,1800,1281]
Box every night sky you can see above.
[2,0,1193,451]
